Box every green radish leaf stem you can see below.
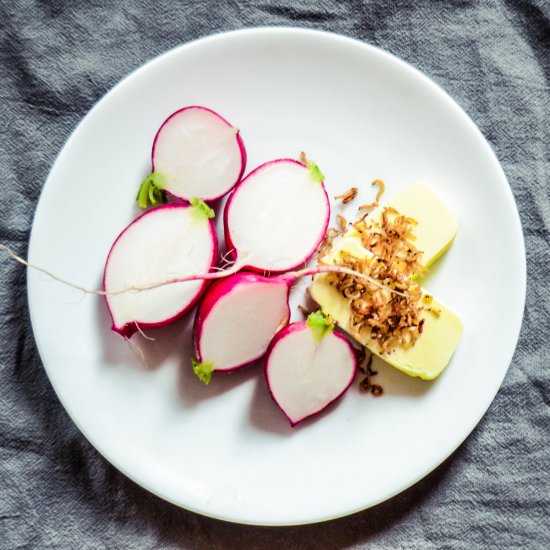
[192,359,214,385]
[136,172,168,208]
[190,198,215,222]
[307,160,324,183]
[307,310,334,341]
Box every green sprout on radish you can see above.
[136,172,168,208]
[192,359,215,385]
[306,310,334,342]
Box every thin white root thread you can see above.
[219,249,236,269]
[135,323,155,341]
[1,244,406,298]
[125,336,146,365]
[0,243,100,294]
[289,265,409,297]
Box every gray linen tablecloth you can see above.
[1,1,548,548]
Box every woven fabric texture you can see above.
[0,1,548,548]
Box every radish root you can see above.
[1,243,407,298]
[0,243,101,294]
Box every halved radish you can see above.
[192,272,291,383]
[265,312,357,426]
[137,106,246,206]
[190,264,386,384]
[223,158,330,273]
[104,200,217,338]
[133,158,332,286]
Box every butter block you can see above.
[310,237,463,380]
[345,182,458,270]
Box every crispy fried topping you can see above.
[372,179,386,202]
[358,201,379,211]
[353,207,425,279]
[317,227,342,259]
[358,351,384,396]
[334,187,358,204]
[426,307,441,318]
[330,250,424,354]
[325,206,426,354]
[337,214,347,233]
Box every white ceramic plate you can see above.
[27,28,526,525]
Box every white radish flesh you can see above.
[104,203,217,338]
[224,159,330,273]
[193,272,290,382]
[265,313,357,426]
[145,106,246,203]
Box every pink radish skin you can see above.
[223,159,330,273]
[193,272,291,380]
[265,319,357,427]
[104,203,217,338]
[149,106,246,202]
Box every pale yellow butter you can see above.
[310,184,462,380]
[347,181,458,270]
